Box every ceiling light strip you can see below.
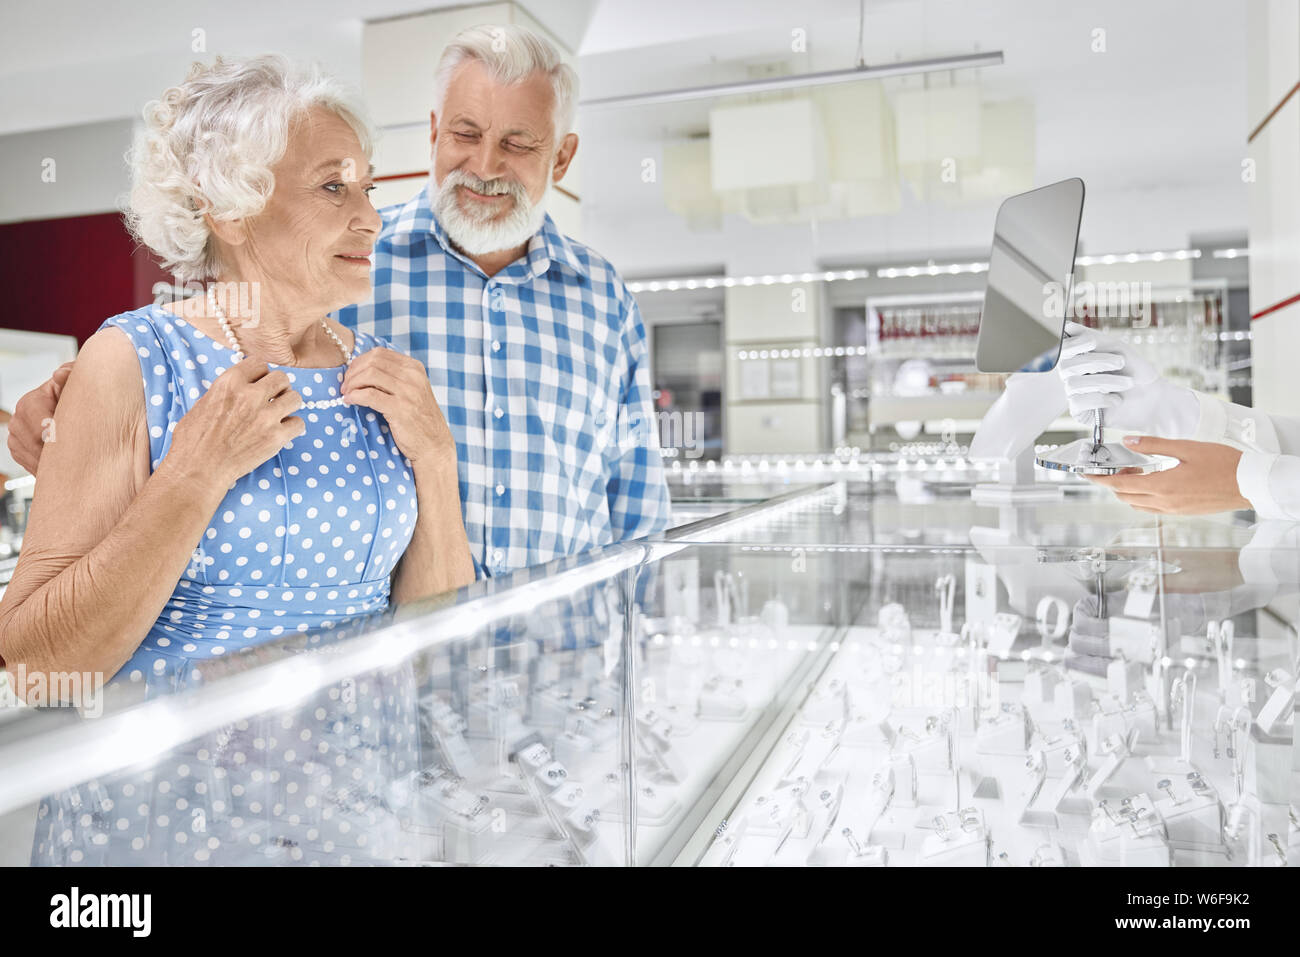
[628,248,1245,295]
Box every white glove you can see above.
[1055,321,1199,437]
[969,370,1067,461]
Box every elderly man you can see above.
[10,24,672,579]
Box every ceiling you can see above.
[1,0,1250,273]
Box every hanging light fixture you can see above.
[578,50,1004,112]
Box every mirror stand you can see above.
[971,445,1063,504]
[1034,408,1161,476]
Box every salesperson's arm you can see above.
[1177,391,1300,520]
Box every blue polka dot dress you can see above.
[31,303,424,865]
[105,303,420,685]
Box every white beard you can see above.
[431,146,550,256]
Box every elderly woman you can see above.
[0,55,473,693]
[0,55,474,865]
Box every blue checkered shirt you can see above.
[332,183,671,579]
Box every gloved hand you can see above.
[1055,321,1200,437]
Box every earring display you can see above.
[690,538,1289,868]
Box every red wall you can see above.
[0,211,169,346]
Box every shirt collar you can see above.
[396,181,589,283]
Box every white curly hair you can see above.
[125,54,374,283]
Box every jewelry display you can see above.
[935,574,957,638]
[121,503,1288,870]
[1122,568,1159,619]
[1015,749,1050,824]
[1024,666,1063,706]
[920,807,988,866]
[895,717,953,773]
[1224,795,1262,867]
[1209,621,1235,700]
[1152,775,1224,847]
[887,753,919,808]
[1034,595,1070,647]
[1088,792,1170,866]
[975,703,1031,755]
[984,612,1023,658]
[1266,832,1286,865]
[1106,656,1145,706]
[697,675,747,720]
[1256,668,1295,736]
[1211,706,1251,802]
[877,604,913,657]
[1084,728,1139,800]
[716,817,749,867]
[1171,672,1198,766]
[760,599,789,630]
[1029,843,1066,867]
[1107,616,1161,664]
[683,534,1282,866]
[1041,741,1089,815]
[841,826,865,856]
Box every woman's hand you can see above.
[1086,436,1250,514]
[167,360,307,491]
[340,348,456,469]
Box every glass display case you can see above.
[0,478,1295,867]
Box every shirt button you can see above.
[494,407,504,419]
[491,340,501,352]
[495,484,505,496]
[493,550,504,563]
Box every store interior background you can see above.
[0,0,1295,468]
[1,0,1299,870]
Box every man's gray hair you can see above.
[433,24,578,143]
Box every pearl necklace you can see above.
[206,284,352,410]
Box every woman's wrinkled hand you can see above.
[341,348,456,469]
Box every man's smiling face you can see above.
[429,59,577,256]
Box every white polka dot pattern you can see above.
[31,666,420,865]
[96,306,418,682]
[33,305,425,865]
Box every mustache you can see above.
[441,168,527,201]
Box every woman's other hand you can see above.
[340,348,456,470]
[167,360,307,492]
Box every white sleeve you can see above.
[1191,390,1300,454]
[1237,451,1300,521]
[1191,392,1300,520]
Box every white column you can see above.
[1246,0,1300,418]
